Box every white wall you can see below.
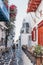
[7,35,13,47]
[33,0,43,46]
[33,0,43,28]
[27,0,43,29]
[27,1,43,46]
[0,22,6,46]
[21,33,31,47]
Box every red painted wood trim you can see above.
[32,27,36,41]
[38,20,43,28]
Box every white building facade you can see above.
[20,21,32,47]
[0,22,8,46]
[27,0,43,46]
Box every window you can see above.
[26,23,29,28]
[26,28,29,33]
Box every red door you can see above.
[38,26,43,46]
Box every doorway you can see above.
[38,21,43,46]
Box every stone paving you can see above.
[0,47,33,65]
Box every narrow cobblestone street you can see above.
[0,0,43,65]
[0,47,33,65]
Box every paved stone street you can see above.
[0,47,33,65]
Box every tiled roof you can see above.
[27,0,41,12]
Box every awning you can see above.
[0,0,9,22]
[27,0,41,12]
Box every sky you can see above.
[9,0,28,42]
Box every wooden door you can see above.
[38,26,43,46]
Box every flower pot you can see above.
[42,56,43,65]
[36,56,41,65]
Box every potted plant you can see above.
[41,46,43,64]
[34,45,42,65]
[34,45,41,56]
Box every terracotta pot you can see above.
[36,56,41,65]
[42,56,43,65]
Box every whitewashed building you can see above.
[27,0,43,46]
[0,0,9,47]
[20,20,32,47]
[0,22,8,46]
